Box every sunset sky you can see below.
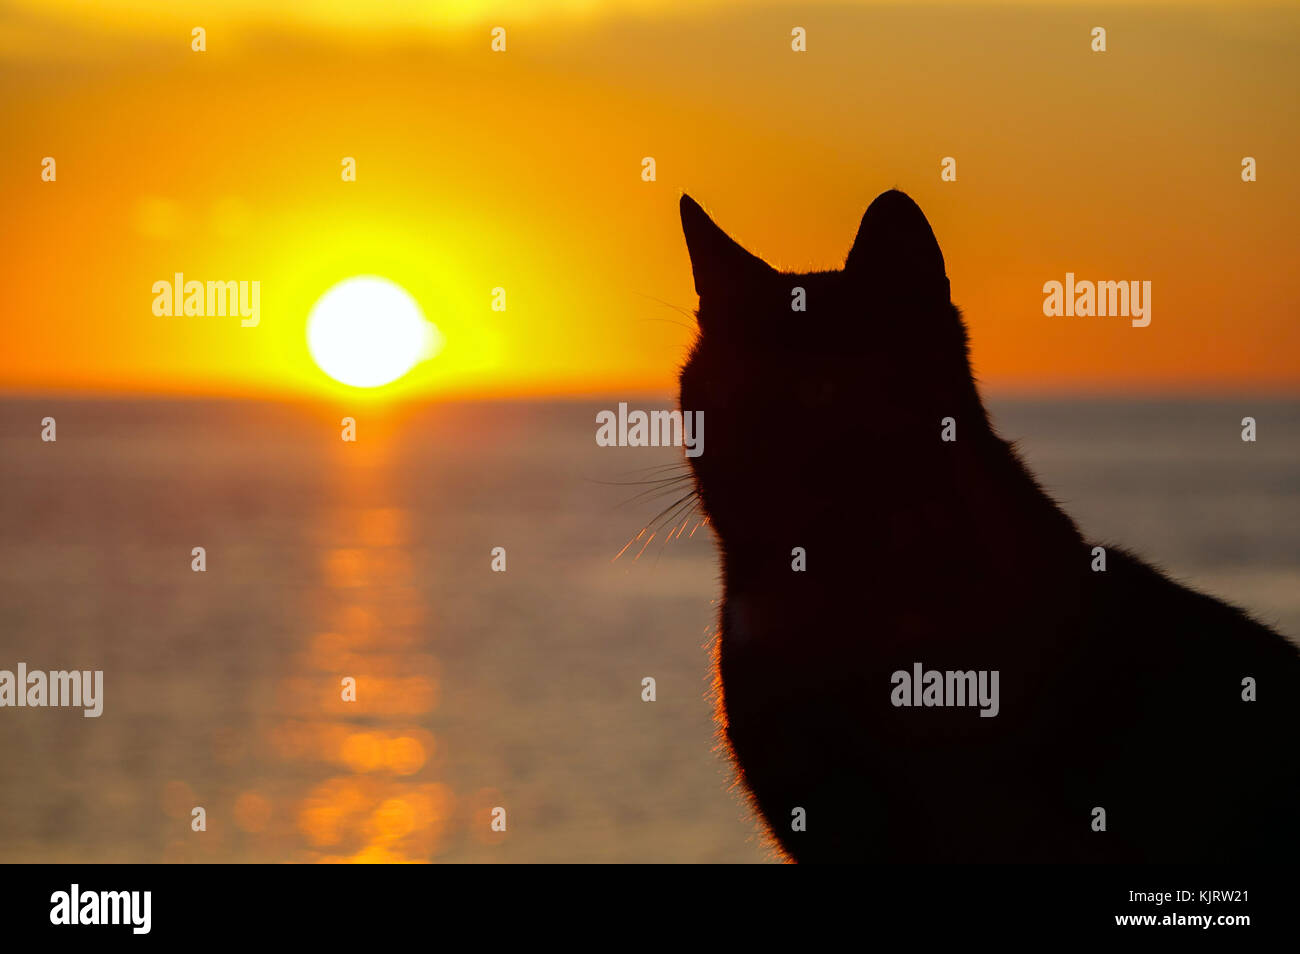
[3,0,1298,399]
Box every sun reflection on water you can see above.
[276,432,450,863]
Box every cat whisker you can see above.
[586,474,690,488]
[632,531,658,561]
[645,495,701,543]
[618,462,691,478]
[611,535,639,563]
[606,462,692,478]
[648,491,698,526]
[617,478,695,508]
[633,292,700,331]
[648,505,704,565]
[611,527,650,563]
[607,462,702,561]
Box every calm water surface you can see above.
[0,397,1294,862]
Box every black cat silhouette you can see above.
[678,190,1300,862]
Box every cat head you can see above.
[678,190,981,539]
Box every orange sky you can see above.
[2,0,1298,399]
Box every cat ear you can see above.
[845,190,950,302]
[680,194,774,300]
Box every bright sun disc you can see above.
[307,276,442,388]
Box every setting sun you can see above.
[306,276,443,388]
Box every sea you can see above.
[0,396,1295,862]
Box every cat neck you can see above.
[715,417,1085,594]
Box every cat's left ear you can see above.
[845,190,950,303]
[680,194,774,301]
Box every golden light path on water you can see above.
[137,406,515,864]
[273,424,484,862]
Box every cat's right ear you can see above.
[680,194,773,302]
